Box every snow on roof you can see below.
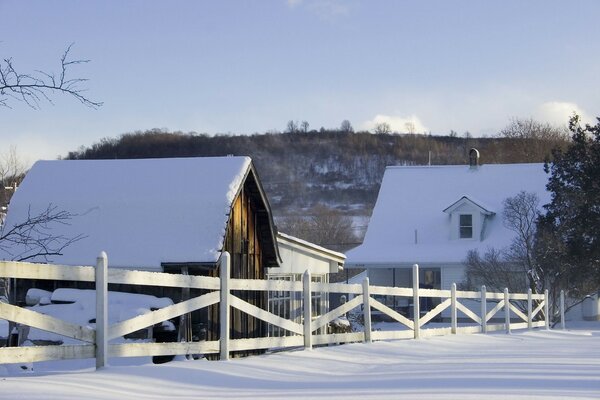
[277,232,346,262]
[0,157,252,269]
[346,163,550,266]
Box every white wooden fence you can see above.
[0,253,564,368]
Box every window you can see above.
[459,214,473,239]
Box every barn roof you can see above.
[1,156,278,270]
[346,163,550,267]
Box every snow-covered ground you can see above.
[2,322,600,399]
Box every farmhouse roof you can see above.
[346,163,550,267]
[1,156,277,270]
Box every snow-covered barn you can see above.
[0,156,282,342]
[346,156,550,316]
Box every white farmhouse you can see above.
[346,154,549,315]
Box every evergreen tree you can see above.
[542,115,600,285]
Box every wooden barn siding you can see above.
[207,185,267,345]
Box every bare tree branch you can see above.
[0,43,102,109]
[0,204,86,262]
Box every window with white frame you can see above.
[459,214,473,239]
[267,275,293,337]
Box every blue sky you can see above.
[1,0,599,164]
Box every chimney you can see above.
[469,148,480,169]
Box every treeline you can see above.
[66,127,567,217]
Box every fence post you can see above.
[412,264,420,339]
[363,277,372,343]
[95,252,108,370]
[527,288,533,330]
[451,283,457,334]
[544,289,550,330]
[220,251,230,361]
[560,290,565,330]
[504,288,511,334]
[303,270,312,349]
[481,285,487,334]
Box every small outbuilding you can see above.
[267,232,345,336]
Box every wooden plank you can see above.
[109,341,220,358]
[369,298,414,330]
[0,302,95,343]
[455,290,481,299]
[0,261,95,281]
[421,326,452,338]
[531,320,546,328]
[229,336,304,352]
[419,298,451,327]
[532,301,545,319]
[485,292,505,300]
[311,295,364,331]
[229,278,303,292]
[532,294,545,300]
[0,345,95,364]
[369,285,413,297]
[485,300,505,322]
[508,303,529,323]
[511,322,528,330]
[108,269,220,290]
[108,291,221,340]
[419,288,450,298]
[455,325,483,335]
[313,281,363,295]
[229,294,304,335]
[371,330,413,341]
[485,323,509,333]
[456,301,482,325]
[313,332,365,345]
[509,293,529,300]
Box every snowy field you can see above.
[1,322,600,399]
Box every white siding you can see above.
[441,264,466,290]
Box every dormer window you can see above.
[459,214,473,239]
[443,196,496,241]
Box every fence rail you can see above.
[0,254,561,368]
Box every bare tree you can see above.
[463,192,542,314]
[340,120,353,133]
[502,191,540,291]
[0,44,102,109]
[0,146,27,213]
[300,121,310,133]
[286,120,299,134]
[0,204,85,262]
[277,204,357,252]
[0,203,85,330]
[373,122,391,134]
[498,118,569,162]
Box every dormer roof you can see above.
[443,195,495,216]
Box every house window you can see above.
[459,214,473,239]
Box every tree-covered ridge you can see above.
[67,127,567,218]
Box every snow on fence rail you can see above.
[0,253,563,368]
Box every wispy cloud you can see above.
[361,114,429,134]
[286,0,303,8]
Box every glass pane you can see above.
[460,226,473,238]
